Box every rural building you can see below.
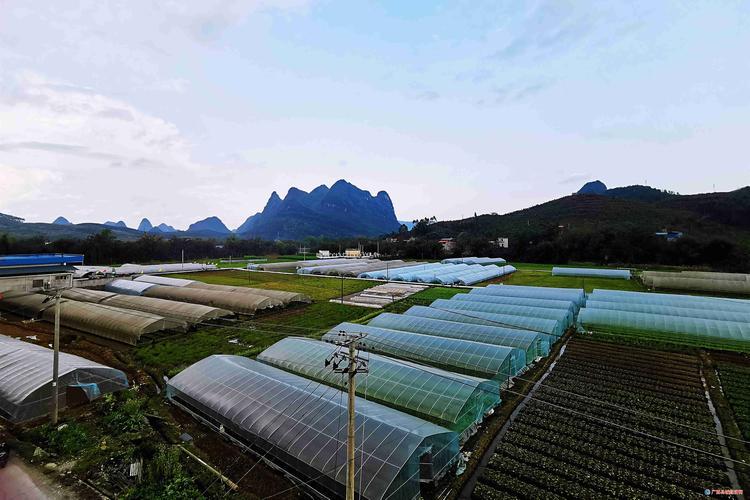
[0,254,83,294]
[438,238,456,252]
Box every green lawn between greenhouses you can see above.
[487,262,647,293]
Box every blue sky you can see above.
[0,0,748,229]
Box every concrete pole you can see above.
[346,341,357,500]
[51,292,61,425]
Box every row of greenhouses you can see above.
[166,284,581,499]
[642,270,750,294]
[355,262,517,285]
[442,257,507,265]
[552,267,631,280]
[577,289,750,351]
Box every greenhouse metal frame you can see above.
[368,313,548,361]
[166,355,459,500]
[323,323,526,380]
[257,337,500,436]
[0,334,128,422]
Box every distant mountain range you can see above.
[236,179,401,239]
[2,179,402,241]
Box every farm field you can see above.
[473,337,743,499]
[168,269,378,300]
[485,262,646,293]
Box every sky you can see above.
[1,0,749,230]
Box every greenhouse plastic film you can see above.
[368,313,547,361]
[430,299,564,337]
[465,290,576,315]
[166,355,459,500]
[0,334,128,422]
[588,289,750,313]
[450,294,574,327]
[551,267,631,280]
[323,323,525,380]
[577,308,750,351]
[477,284,585,307]
[257,337,500,435]
[585,300,750,324]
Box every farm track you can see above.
[473,337,736,500]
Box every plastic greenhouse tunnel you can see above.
[464,290,577,315]
[577,308,750,352]
[584,300,750,324]
[323,323,526,381]
[551,267,631,279]
[449,294,574,328]
[257,337,500,438]
[368,313,549,361]
[166,355,459,500]
[429,299,565,337]
[588,289,750,313]
[474,284,586,308]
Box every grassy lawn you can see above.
[167,269,378,301]
[483,266,646,293]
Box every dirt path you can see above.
[0,456,79,500]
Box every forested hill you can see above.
[414,186,750,270]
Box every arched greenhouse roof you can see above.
[257,337,500,436]
[0,334,128,422]
[429,299,564,337]
[368,313,548,361]
[166,355,459,500]
[323,323,525,380]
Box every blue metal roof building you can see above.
[0,254,84,277]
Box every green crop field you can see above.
[168,269,379,301]
[484,263,646,293]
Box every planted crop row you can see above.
[542,376,714,424]
[474,338,730,499]
[532,389,723,450]
[508,422,727,492]
[547,363,705,401]
[557,354,702,387]
[565,340,700,367]
[717,362,750,441]
[515,406,728,482]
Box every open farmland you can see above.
[484,262,647,292]
[473,337,743,499]
[167,269,378,300]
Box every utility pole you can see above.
[326,332,368,500]
[51,290,61,425]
